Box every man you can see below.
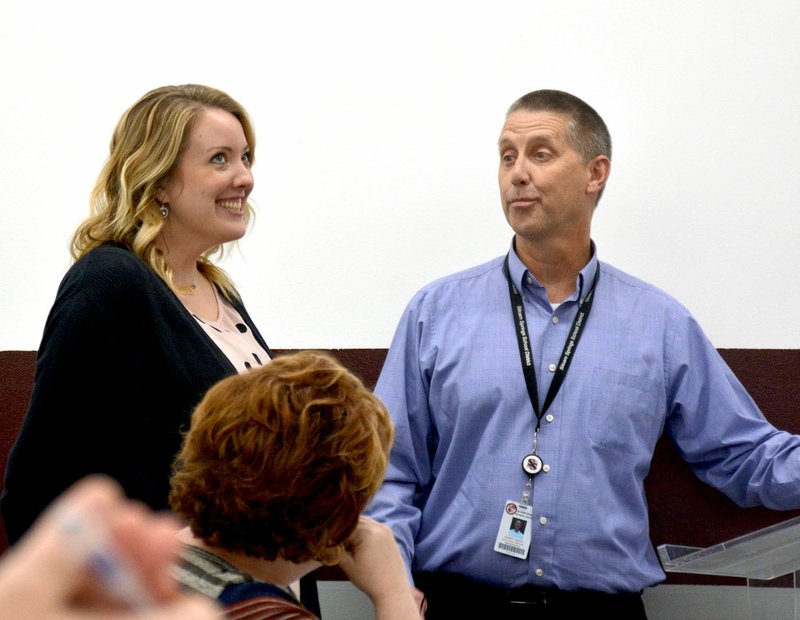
[365,89,800,619]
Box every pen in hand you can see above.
[55,503,156,610]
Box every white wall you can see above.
[2,0,799,352]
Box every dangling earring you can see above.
[160,204,169,218]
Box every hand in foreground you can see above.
[0,475,221,619]
[338,516,424,619]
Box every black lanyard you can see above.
[503,254,599,432]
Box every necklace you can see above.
[177,280,198,295]
[183,274,200,292]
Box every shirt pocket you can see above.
[587,367,663,455]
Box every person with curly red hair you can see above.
[169,350,422,620]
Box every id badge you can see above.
[494,499,532,559]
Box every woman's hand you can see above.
[338,516,424,619]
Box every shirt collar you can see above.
[507,238,599,304]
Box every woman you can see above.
[169,350,421,619]
[1,83,269,541]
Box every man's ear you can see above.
[586,155,611,197]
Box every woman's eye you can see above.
[242,151,252,165]
[211,152,227,164]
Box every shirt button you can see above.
[545,414,554,423]
[551,316,559,324]
[542,464,550,473]
[527,276,533,285]
[535,569,544,577]
[539,516,548,525]
[548,363,556,372]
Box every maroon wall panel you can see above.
[2,348,799,587]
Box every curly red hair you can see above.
[169,350,394,563]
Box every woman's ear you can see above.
[156,183,169,205]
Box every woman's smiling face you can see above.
[158,107,254,255]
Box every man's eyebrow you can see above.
[498,134,553,151]
[498,136,515,149]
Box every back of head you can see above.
[169,350,394,565]
[70,84,256,295]
[507,89,612,162]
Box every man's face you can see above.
[498,110,597,245]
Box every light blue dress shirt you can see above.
[366,241,800,593]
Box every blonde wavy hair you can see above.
[70,84,257,299]
[169,350,394,565]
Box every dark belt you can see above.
[414,571,647,617]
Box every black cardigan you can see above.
[0,245,272,543]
